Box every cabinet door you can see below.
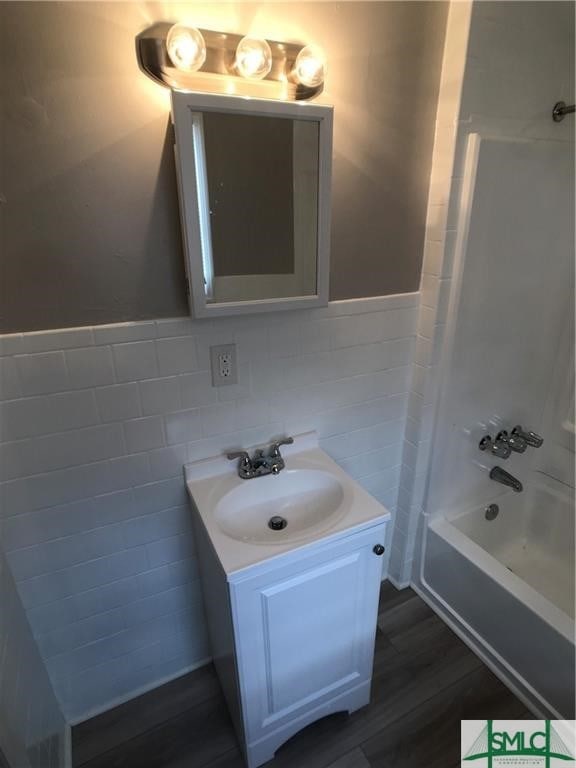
[231,525,385,742]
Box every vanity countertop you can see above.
[184,432,390,580]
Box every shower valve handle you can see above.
[479,434,511,460]
[496,430,527,453]
[511,426,543,449]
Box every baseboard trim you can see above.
[64,724,72,768]
[69,656,212,727]
[386,573,411,590]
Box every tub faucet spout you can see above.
[489,466,523,493]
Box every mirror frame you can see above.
[171,91,333,318]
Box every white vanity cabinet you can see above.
[186,435,390,768]
[193,517,387,768]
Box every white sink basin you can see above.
[214,468,345,544]
[185,432,391,576]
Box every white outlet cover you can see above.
[210,343,238,386]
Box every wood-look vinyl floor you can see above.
[73,583,531,768]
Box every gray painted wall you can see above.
[0,2,447,332]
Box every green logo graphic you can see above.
[464,721,575,766]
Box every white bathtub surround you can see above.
[0,293,416,722]
[387,1,473,586]
[389,0,576,586]
[0,548,68,768]
[416,130,574,716]
[407,0,575,718]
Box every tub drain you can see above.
[268,516,288,531]
[485,503,499,521]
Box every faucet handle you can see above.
[479,434,511,460]
[496,430,527,453]
[511,426,543,448]
[491,437,511,460]
[226,450,251,469]
[268,436,294,458]
[227,450,257,480]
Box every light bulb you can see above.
[166,25,206,72]
[235,37,272,79]
[294,45,326,88]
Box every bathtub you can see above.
[420,473,575,718]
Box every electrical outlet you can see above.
[210,344,238,387]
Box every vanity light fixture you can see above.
[293,45,326,88]
[166,24,206,72]
[136,22,326,101]
[235,37,272,80]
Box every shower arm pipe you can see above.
[552,101,575,122]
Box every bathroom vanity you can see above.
[185,433,389,768]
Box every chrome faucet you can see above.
[479,427,538,459]
[227,437,294,480]
[489,466,523,493]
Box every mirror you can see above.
[171,93,333,318]
[202,113,319,303]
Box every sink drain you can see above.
[268,516,288,531]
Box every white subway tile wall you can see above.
[0,294,417,721]
[388,1,472,587]
[0,548,67,768]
